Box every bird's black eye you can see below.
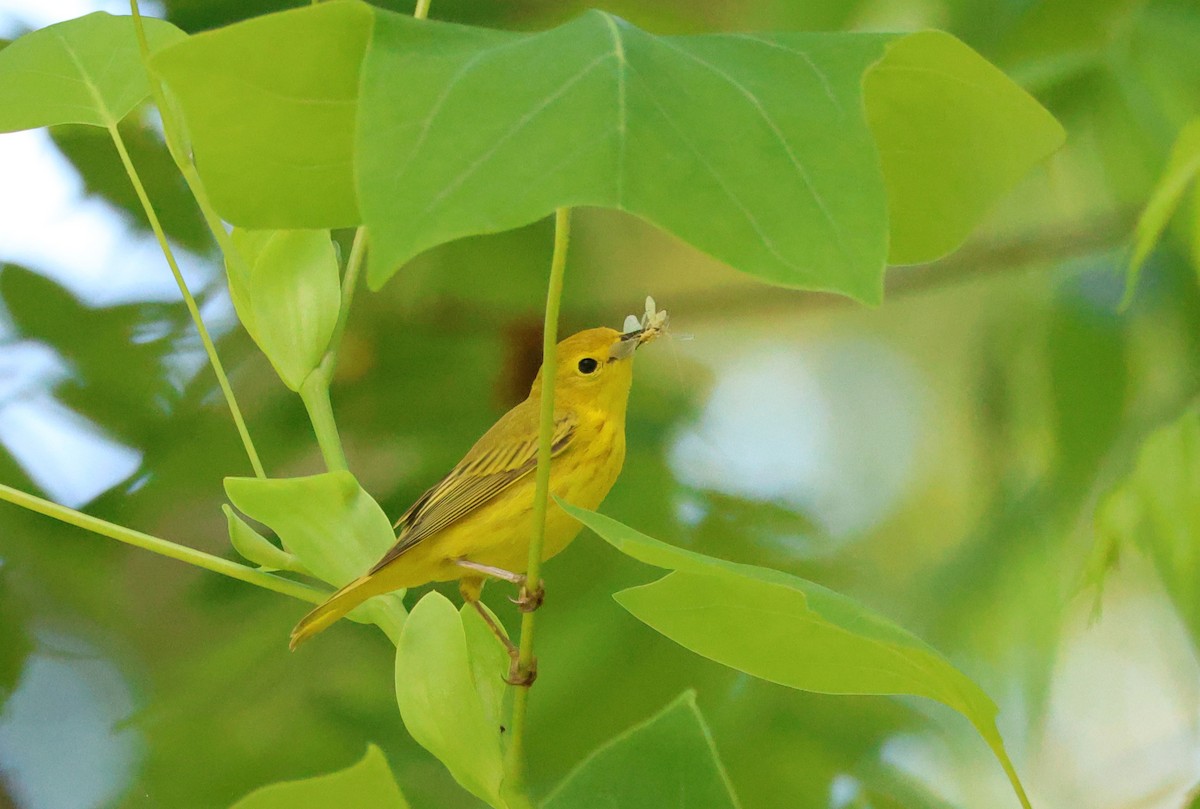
[577,357,599,374]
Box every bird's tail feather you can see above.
[289,573,380,650]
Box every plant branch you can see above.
[297,227,367,474]
[299,368,349,472]
[0,482,327,604]
[506,207,571,791]
[127,1,269,479]
[106,122,266,478]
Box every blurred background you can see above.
[1,0,1198,807]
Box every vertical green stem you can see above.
[130,0,258,307]
[299,368,349,472]
[128,0,270,477]
[0,482,325,603]
[414,0,433,19]
[106,123,266,478]
[505,207,571,792]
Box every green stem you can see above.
[321,226,368,380]
[128,1,267,478]
[133,0,355,478]
[0,482,326,604]
[299,368,349,472]
[131,0,258,312]
[414,0,432,19]
[106,122,266,479]
[505,207,571,792]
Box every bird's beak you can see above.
[611,300,668,361]
[609,321,665,361]
[608,331,640,361]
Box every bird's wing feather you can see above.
[371,406,576,573]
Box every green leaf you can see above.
[1088,406,1200,639]
[151,1,371,227]
[358,12,1062,301]
[148,3,1061,302]
[394,592,508,808]
[1125,119,1200,306]
[0,12,186,131]
[863,30,1066,265]
[222,504,305,574]
[226,229,341,391]
[559,501,1030,809]
[542,691,739,809]
[224,473,404,634]
[230,744,409,809]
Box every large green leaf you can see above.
[359,15,1062,299]
[394,592,509,808]
[149,2,1062,302]
[0,12,186,132]
[224,473,405,638]
[150,1,371,227]
[542,691,739,809]
[225,229,341,392]
[230,745,409,809]
[1088,405,1200,639]
[559,501,1031,809]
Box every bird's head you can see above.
[530,324,655,413]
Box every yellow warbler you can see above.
[290,314,665,677]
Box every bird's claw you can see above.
[510,580,545,613]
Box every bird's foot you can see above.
[505,656,538,688]
[510,579,545,613]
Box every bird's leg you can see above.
[458,577,537,687]
[454,559,546,614]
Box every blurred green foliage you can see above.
[0,1,1198,808]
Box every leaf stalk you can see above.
[0,482,326,604]
[106,120,266,478]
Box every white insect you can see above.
[621,295,669,339]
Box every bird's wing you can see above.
[371,407,577,573]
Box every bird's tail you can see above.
[290,573,383,650]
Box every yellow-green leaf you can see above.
[230,745,409,809]
[0,12,185,131]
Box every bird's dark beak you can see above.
[608,331,640,361]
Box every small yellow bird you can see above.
[290,311,665,681]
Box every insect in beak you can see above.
[610,297,669,361]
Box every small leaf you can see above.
[222,504,303,573]
[151,0,371,227]
[542,691,739,809]
[560,501,1030,809]
[224,473,404,633]
[1125,120,1200,306]
[394,592,507,808]
[0,12,186,132]
[230,744,409,809]
[226,229,341,391]
[863,30,1066,265]
[1089,405,1200,639]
